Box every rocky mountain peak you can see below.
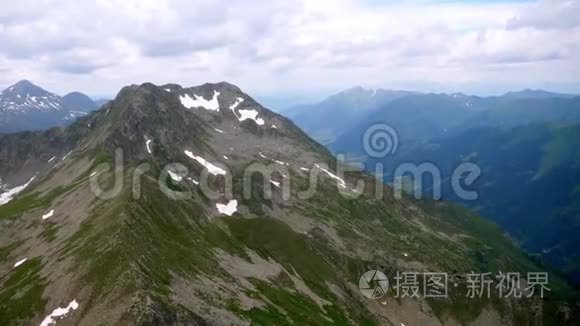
[0,81,98,133]
[62,92,98,112]
[0,80,577,326]
[0,80,61,115]
[3,80,50,98]
[79,81,328,169]
[110,81,270,128]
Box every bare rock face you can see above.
[0,81,576,325]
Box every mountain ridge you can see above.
[286,87,414,145]
[0,81,577,325]
[288,87,580,148]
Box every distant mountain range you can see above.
[288,86,580,286]
[287,87,578,147]
[331,92,580,159]
[501,89,578,100]
[286,87,414,145]
[0,80,99,133]
[1,81,576,325]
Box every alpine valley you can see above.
[289,87,580,291]
[0,82,578,326]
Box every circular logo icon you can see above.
[363,123,399,158]
[359,270,390,299]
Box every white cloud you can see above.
[507,0,580,29]
[0,0,578,96]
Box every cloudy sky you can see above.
[0,0,579,104]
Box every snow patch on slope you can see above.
[61,151,72,162]
[273,159,288,166]
[258,152,288,166]
[0,176,36,206]
[168,170,183,182]
[184,150,227,175]
[238,109,265,125]
[42,209,55,220]
[315,164,346,188]
[180,90,220,111]
[229,97,265,126]
[229,97,244,111]
[145,139,153,154]
[14,258,27,268]
[187,177,199,185]
[40,299,79,326]
[216,200,238,216]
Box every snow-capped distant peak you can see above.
[0,81,97,132]
[0,94,62,112]
[0,80,64,113]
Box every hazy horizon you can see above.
[1,0,579,102]
[2,78,578,113]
